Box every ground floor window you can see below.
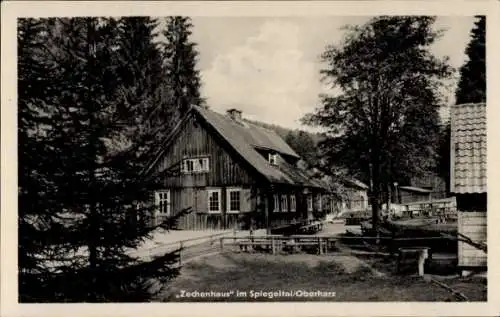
[359,194,367,209]
[346,199,351,210]
[281,194,288,212]
[290,195,296,212]
[227,188,241,213]
[154,190,171,216]
[208,188,222,213]
[273,194,279,212]
[307,195,313,211]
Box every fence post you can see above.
[389,235,394,257]
[271,236,276,255]
[418,248,429,277]
[179,241,183,266]
[220,237,224,252]
[318,237,323,255]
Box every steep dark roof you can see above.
[196,106,299,158]
[148,106,328,190]
[274,154,329,189]
[450,103,487,194]
[344,178,369,190]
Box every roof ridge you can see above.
[243,119,279,134]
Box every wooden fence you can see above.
[218,234,459,258]
[394,197,457,218]
[140,231,472,273]
[220,235,339,255]
[137,231,231,265]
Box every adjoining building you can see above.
[450,102,487,271]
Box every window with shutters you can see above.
[154,190,171,216]
[181,157,210,174]
[290,195,296,212]
[208,189,221,213]
[227,188,241,213]
[281,194,288,212]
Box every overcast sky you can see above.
[189,16,476,130]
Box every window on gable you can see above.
[227,188,241,213]
[268,153,278,166]
[208,189,221,213]
[154,190,171,216]
[182,157,210,174]
[281,194,288,212]
[290,195,296,212]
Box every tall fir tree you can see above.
[17,17,68,301]
[284,130,319,168]
[18,17,183,302]
[115,17,177,164]
[162,16,204,116]
[304,17,451,233]
[455,16,486,104]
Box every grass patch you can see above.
[156,252,481,302]
[433,276,487,301]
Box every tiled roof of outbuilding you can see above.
[450,103,487,194]
[398,186,431,193]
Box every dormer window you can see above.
[268,153,278,166]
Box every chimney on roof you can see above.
[226,108,242,121]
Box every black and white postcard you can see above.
[1,1,499,317]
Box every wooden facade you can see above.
[456,193,487,269]
[152,114,257,188]
[458,211,487,267]
[342,186,369,212]
[395,187,432,204]
[147,108,330,231]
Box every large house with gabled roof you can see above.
[144,106,332,231]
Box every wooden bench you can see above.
[282,239,300,253]
[396,247,430,276]
[295,237,338,254]
[236,236,339,255]
[301,222,323,234]
[238,239,273,252]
